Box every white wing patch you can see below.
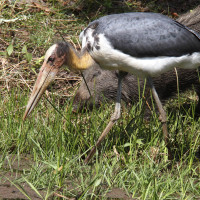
[81,28,200,78]
[85,33,200,78]
[80,27,96,51]
[79,30,84,41]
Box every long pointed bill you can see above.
[23,62,58,120]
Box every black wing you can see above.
[89,12,200,57]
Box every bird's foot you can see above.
[158,115,167,123]
[110,102,121,122]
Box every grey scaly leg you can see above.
[84,71,127,164]
[147,77,172,160]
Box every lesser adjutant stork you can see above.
[23,12,200,163]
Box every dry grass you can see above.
[0,0,85,106]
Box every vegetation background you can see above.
[0,0,200,199]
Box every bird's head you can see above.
[23,42,73,120]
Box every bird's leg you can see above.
[147,77,172,160]
[84,71,127,164]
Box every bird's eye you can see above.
[48,57,55,63]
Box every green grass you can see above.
[1,87,200,199]
[0,1,200,199]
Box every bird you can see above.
[23,12,200,163]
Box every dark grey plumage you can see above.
[85,12,200,57]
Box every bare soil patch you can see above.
[0,155,135,199]
[0,155,45,199]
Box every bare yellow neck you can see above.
[68,48,95,70]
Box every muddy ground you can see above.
[0,155,45,200]
[0,155,134,199]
